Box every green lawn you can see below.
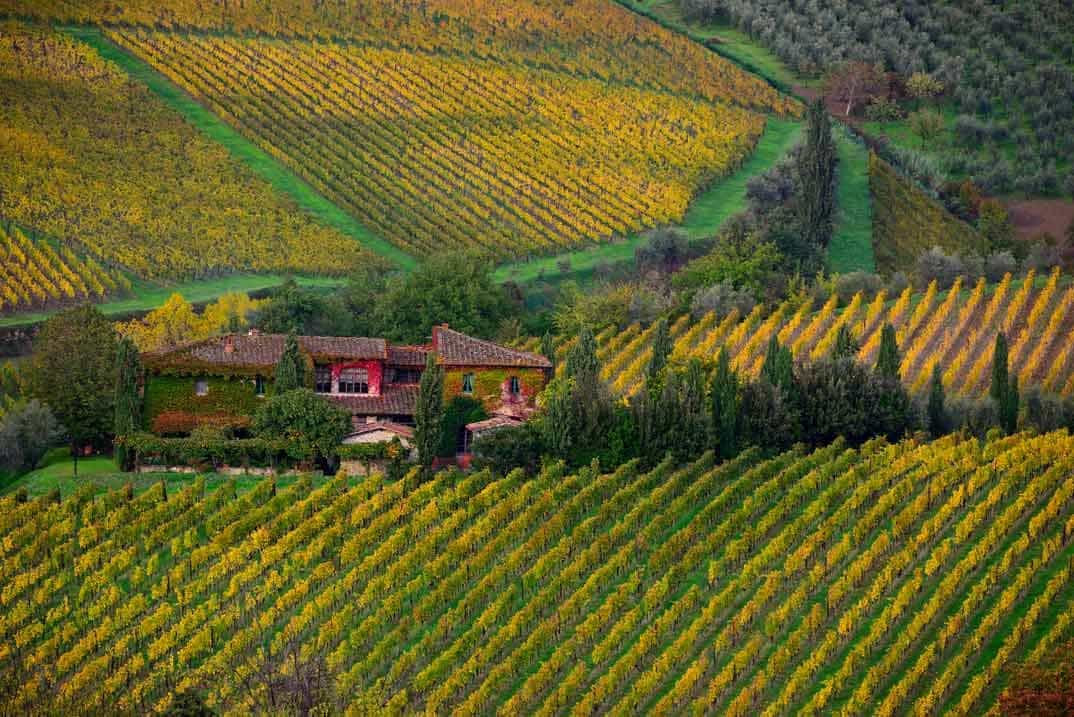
[828,128,876,274]
[0,274,343,329]
[617,0,802,91]
[62,26,414,271]
[494,118,802,286]
[1,450,322,498]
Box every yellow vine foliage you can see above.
[113,30,771,259]
[1,432,1072,714]
[0,26,375,281]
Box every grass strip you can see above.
[61,25,414,271]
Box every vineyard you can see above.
[0,25,375,282]
[527,268,1074,398]
[0,223,129,313]
[0,0,798,116]
[1,432,1073,714]
[109,30,773,259]
[869,154,988,274]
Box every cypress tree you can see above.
[274,332,306,394]
[762,336,795,395]
[113,337,142,471]
[831,324,860,361]
[1003,374,1020,435]
[796,99,837,250]
[565,326,599,384]
[709,349,739,460]
[927,363,946,437]
[875,324,901,380]
[540,332,557,373]
[680,359,710,459]
[990,332,1008,409]
[414,353,444,476]
[541,377,574,460]
[647,318,672,384]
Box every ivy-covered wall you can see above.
[444,367,545,413]
[144,374,272,434]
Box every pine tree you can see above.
[991,332,1009,406]
[831,324,860,361]
[647,318,672,384]
[875,324,900,380]
[113,337,142,471]
[796,99,837,251]
[709,349,739,460]
[927,363,946,437]
[275,333,306,394]
[414,353,444,476]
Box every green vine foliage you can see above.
[144,375,270,431]
[869,153,987,273]
[443,368,545,411]
[120,432,397,469]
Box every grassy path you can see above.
[494,118,802,286]
[0,274,342,329]
[62,26,414,271]
[828,128,875,273]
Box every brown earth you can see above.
[1005,199,1074,258]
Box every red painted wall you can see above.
[331,360,383,396]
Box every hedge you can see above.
[119,432,398,470]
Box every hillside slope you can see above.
[1,432,1073,714]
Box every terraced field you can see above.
[2,431,1073,714]
[534,268,1074,397]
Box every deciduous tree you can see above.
[29,305,117,474]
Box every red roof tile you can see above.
[432,326,551,369]
[326,385,418,416]
[145,333,387,370]
[388,345,431,367]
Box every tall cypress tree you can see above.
[796,99,837,251]
[762,336,794,395]
[540,332,557,373]
[709,348,739,460]
[113,337,142,471]
[875,324,901,380]
[831,324,860,361]
[680,359,709,459]
[1003,374,1020,435]
[647,318,672,384]
[565,326,599,384]
[414,353,444,476]
[274,332,306,394]
[927,363,946,437]
[990,332,1009,407]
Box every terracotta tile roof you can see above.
[346,421,415,439]
[432,325,552,369]
[466,415,523,433]
[145,333,387,370]
[326,385,418,416]
[388,345,431,367]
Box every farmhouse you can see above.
[141,325,552,447]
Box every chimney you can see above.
[247,328,260,337]
[224,335,235,354]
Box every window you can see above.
[254,375,266,396]
[338,367,369,394]
[462,372,475,393]
[315,366,332,394]
[195,379,209,397]
[391,368,422,384]
[509,376,521,396]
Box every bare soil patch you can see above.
[1006,199,1074,263]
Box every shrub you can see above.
[864,96,904,122]
[252,389,351,457]
[984,251,1018,282]
[471,422,545,476]
[916,246,969,289]
[689,282,756,320]
[834,272,884,303]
